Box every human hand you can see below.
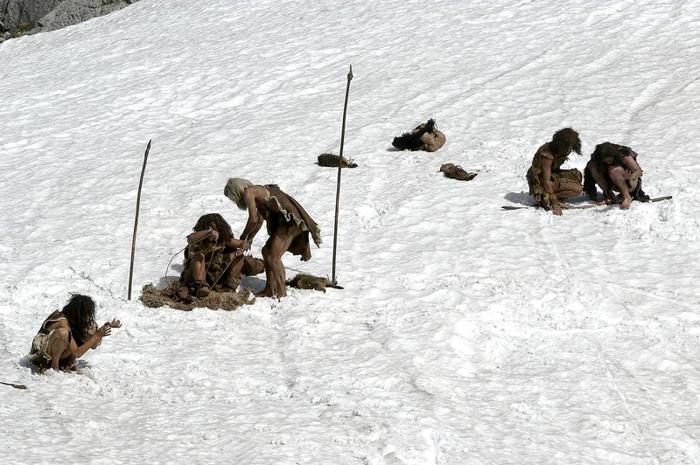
[241,240,251,251]
[97,323,113,337]
[551,203,563,216]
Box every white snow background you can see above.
[1,0,700,463]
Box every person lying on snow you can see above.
[28,294,120,372]
[526,127,583,216]
[180,213,263,298]
[224,178,321,299]
[583,142,650,209]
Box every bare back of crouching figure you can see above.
[224,178,321,298]
[526,128,583,216]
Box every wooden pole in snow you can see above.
[128,140,151,300]
[330,66,353,287]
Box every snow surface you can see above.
[1,0,699,463]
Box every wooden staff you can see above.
[128,140,151,300]
[330,65,353,288]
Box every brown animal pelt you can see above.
[440,163,477,181]
[317,153,357,168]
[286,273,327,293]
[392,118,445,152]
[141,282,254,311]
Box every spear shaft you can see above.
[331,66,353,287]
[128,140,151,300]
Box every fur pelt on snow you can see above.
[317,153,357,168]
[286,273,328,292]
[439,163,477,181]
[392,119,446,152]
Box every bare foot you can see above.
[620,197,632,210]
[255,289,274,298]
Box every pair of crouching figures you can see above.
[527,128,650,215]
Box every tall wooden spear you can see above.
[330,65,353,288]
[128,140,151,300]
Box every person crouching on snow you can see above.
[180,213,259,298]
[526,127,583,216]
[583,142,650,209]
[28,294,120,372]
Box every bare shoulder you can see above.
[246,185,270,201]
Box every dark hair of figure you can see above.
[61,294,97,345]
[193,213,234,243]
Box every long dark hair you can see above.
[550,128,582,164]
[62,294,97,346]
[193,213,234,243]
[590,142,627,169]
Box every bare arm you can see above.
[65,319,121,359]
[240,186,269,242]
[187,229,216,244]
[622,155,642,182]
[541,157,562,215]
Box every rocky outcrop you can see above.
[0,0,138,38]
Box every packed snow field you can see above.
[1,0,699,463]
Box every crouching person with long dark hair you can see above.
[28,294,120,372]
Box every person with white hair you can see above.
[224,178,321,298]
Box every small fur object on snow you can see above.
[286,273,328,292]
[391,118,446,152]
[317,153,357,168]
[439,163,477,181]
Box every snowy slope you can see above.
[1,0,699,464]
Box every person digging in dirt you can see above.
[526,127,583,216]
[583,142,650,209]
[27,294,121,372]
[180,213,263,298]
[224,178,321,299]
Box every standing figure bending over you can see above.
[583,142,649,209]
[526,128,583,215]
[224,178,321,298]
[28,294,120,372]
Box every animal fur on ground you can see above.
[141,282,254,311]
[440,163,477,181]
[317,153,357,168]
[286,273,328,292]
[392,118,445,152]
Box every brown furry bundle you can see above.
[392,119,446,152]
[317,153,357,168]
[440,163,477,181]
[141,282,254,311]
[286,273,328,293]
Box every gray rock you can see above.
[0,0,138,36]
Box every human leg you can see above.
[608,166,633,209]
[260,232,296,298]
[45,328,71,370]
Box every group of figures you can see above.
[527,127,651,215]
[180,178,321,300]
[26,123,656,372]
